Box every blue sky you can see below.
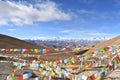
[0,0,120,40]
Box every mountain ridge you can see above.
[0,34,45,48]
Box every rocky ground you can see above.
[0,62,16,79]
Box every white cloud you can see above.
[8,28,16,32]
[79,9,95,14]
[0,0,71,25]
[59,29,117,40]
[23,36,59,40]
[78,9,108,21]
[79,0,95,4]
[60,30,72,33]
[87,32,114,36]
[0,20,8,25]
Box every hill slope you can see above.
[94,36,120,48]
[0,34,45,48]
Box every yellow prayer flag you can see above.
[9,78,12,80]
[14,49,18,52]
[49,61,52,66]
[118,63,120,67]
[96,75,100,80]
[78,78,81,80]
[34,49,38,53]
[54,48,59,51]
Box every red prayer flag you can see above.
[18,75,23,80]
[5,48,9,52]
[46,48,50,53]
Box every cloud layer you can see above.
[0,0,71,25]
[59,29,116,40]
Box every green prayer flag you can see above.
[10,49,14,52]
[30,49,34,53]
[87,56,91,59]
[115,58,119,64]
[50,47,54,51]
[88,78,92,80]
[42,76,45,80]
[72,74,75,79]
[10,73,17,80]
[101,48,106,53]
[103,66,107,71]
[71,57,76,62]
